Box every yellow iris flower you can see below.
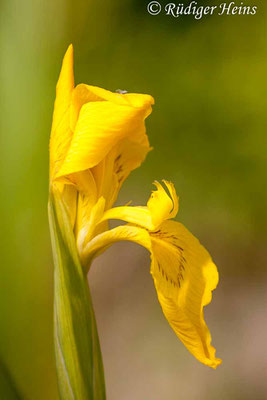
[49,45,221,370]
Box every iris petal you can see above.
[82,218,221,368]
[150,220,221,368]
[50,44,74,180]
[56,98,153,179]
[90,138,150,211]
[70,83,154,133]
[100,180,179,230]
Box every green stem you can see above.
[49,193,106,400]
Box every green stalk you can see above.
[48,192,106,400]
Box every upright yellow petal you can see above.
[92,138,151,210]
[100,180,179,230]
[70,83,154,134]
[50,44,74,180]
[76,196,106,260]
[163,180,179,218]
[147,181,178,227]
[56,95,153,179]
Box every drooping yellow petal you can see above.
[81,218,221,368]
[56,94,153,179]
[100,180,179,230]
[150,220,221,368]
[50,44,74,180]
[82,225,151,272]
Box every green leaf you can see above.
[48,192,106,400]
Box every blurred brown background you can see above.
[0,0,266,399]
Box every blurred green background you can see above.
[1,0,266,399]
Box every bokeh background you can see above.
[1,0,267,399]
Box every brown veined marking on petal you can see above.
[152,231,187,284]
[158,261,179,288]
[171,241,187,288]
[151,229,161,234]
[114,154,122,163]
[151,231,186,289]
[114,153,125,184]
[104,151,125,208]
